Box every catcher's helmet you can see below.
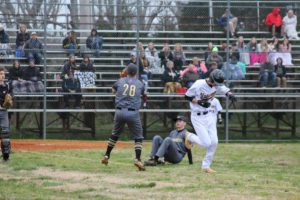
[209,69,224,86]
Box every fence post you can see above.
[209,0,213,32]
[114,0,117,30]
[43,0,48,139]
[257,1,260,31]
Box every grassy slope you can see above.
[0,143,299,200]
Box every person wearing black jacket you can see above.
[79,55,94,72]
[161,61,181,93]
[61,55,78,79]
[8,60,23,82]
[86,28,103,57]
[259,56,276,87]
[24,32,43,64]
[62,71,81,108]
[274,57,287,87]
[144,116,193,166]
[159,43,173,69]
[22,60,42,82]
[62,31,79,56]
[16,24,30,57]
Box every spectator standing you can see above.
[265,8,284,38]
[274,57,287,88]
[63,31,79,56]
[268,37,281,65]
[161,61,181,93]
[86,28,103,57]
[79,55,94,72]
[182,64,200,88]
[259,56,276,87]
[0,25,11,57]
[8,60,23,82]
[24,32,43,64]
[173,43,186,72]
[279,38,293,66]
[204,42,213,62]
[257,38,269,64]
[236,36,250,65]
[248,37,259,66]
[206,47,223,70]
[16,24,30,58]
[159,43,173,69]
[139,51,152,88]
[218,9,238,38]
[61,55,78,79]
[205,62,218,77]
[283,10,299,40]
[22,60,42,82]
[62,71,82,109]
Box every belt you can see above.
[197,111,208,116]
[116,107,136,111]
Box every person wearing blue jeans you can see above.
[260,56,277,87]
[63,31,79,56]
[24,32,43,64]
[86,29,103,57]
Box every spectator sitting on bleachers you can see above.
[218,9,238,38]
[268,37,281,65]
[229,43,240,61]
[173,43,186,72]
[205,62,218,77]
[236,36,250,65]
[24,32,43,64]
[16,24,30,58]
[206,47,223,70]
[145,42,161,73]
[265,8,284,38]
[62,71,81,109]
[259,56,276,88]
[279,38,293,66]
[61,55,78,79]
[182,64,200,88]
[283,10,299,40]
[161,61,181,93]
[8,60,23,82]
[204,42,213,62]
[248,37,259,66]
[221,57,245,81]
[22,60,42,82]
[180,57,207,79]
[139,51,152,88]
[159,43,173,69]
[237,60,246,75]
[0,24,11,57]
[219,42,227,60]
[63,31,79,56]
[86,28,103,57]
[257,38,269,64]
[274,57,287,88]
[79,55,94,72]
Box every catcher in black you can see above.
[144,116,193,166]
[0,67,13,162]
[102,64,146,171]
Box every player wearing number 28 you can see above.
[102,64,146,171]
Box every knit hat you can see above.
[212,47,219,52]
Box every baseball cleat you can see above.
[134,159,146,171]
[184,132,192,150]
[144,159,157,166]
[201,168,216,173]
[101,155,109,166]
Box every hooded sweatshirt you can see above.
[266,8,283,27]
[86,29,99,49]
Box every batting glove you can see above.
[229,94,237,102]
[217,118,223,124]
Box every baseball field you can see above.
[0,140,299,200]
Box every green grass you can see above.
[0,143,300,199]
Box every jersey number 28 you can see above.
[122,84,136,96]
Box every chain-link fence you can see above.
[0,0,299,141]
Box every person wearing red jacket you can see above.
[266,8,284,38]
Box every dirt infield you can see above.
[10,140,132,151]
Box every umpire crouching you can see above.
[144,116,193,166]
[102,64,146,171]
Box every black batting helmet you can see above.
[209,69,225,86]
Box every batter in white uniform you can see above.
[185,69,236,173]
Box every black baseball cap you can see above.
[127,63,137,75]
[174,115,187,122]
